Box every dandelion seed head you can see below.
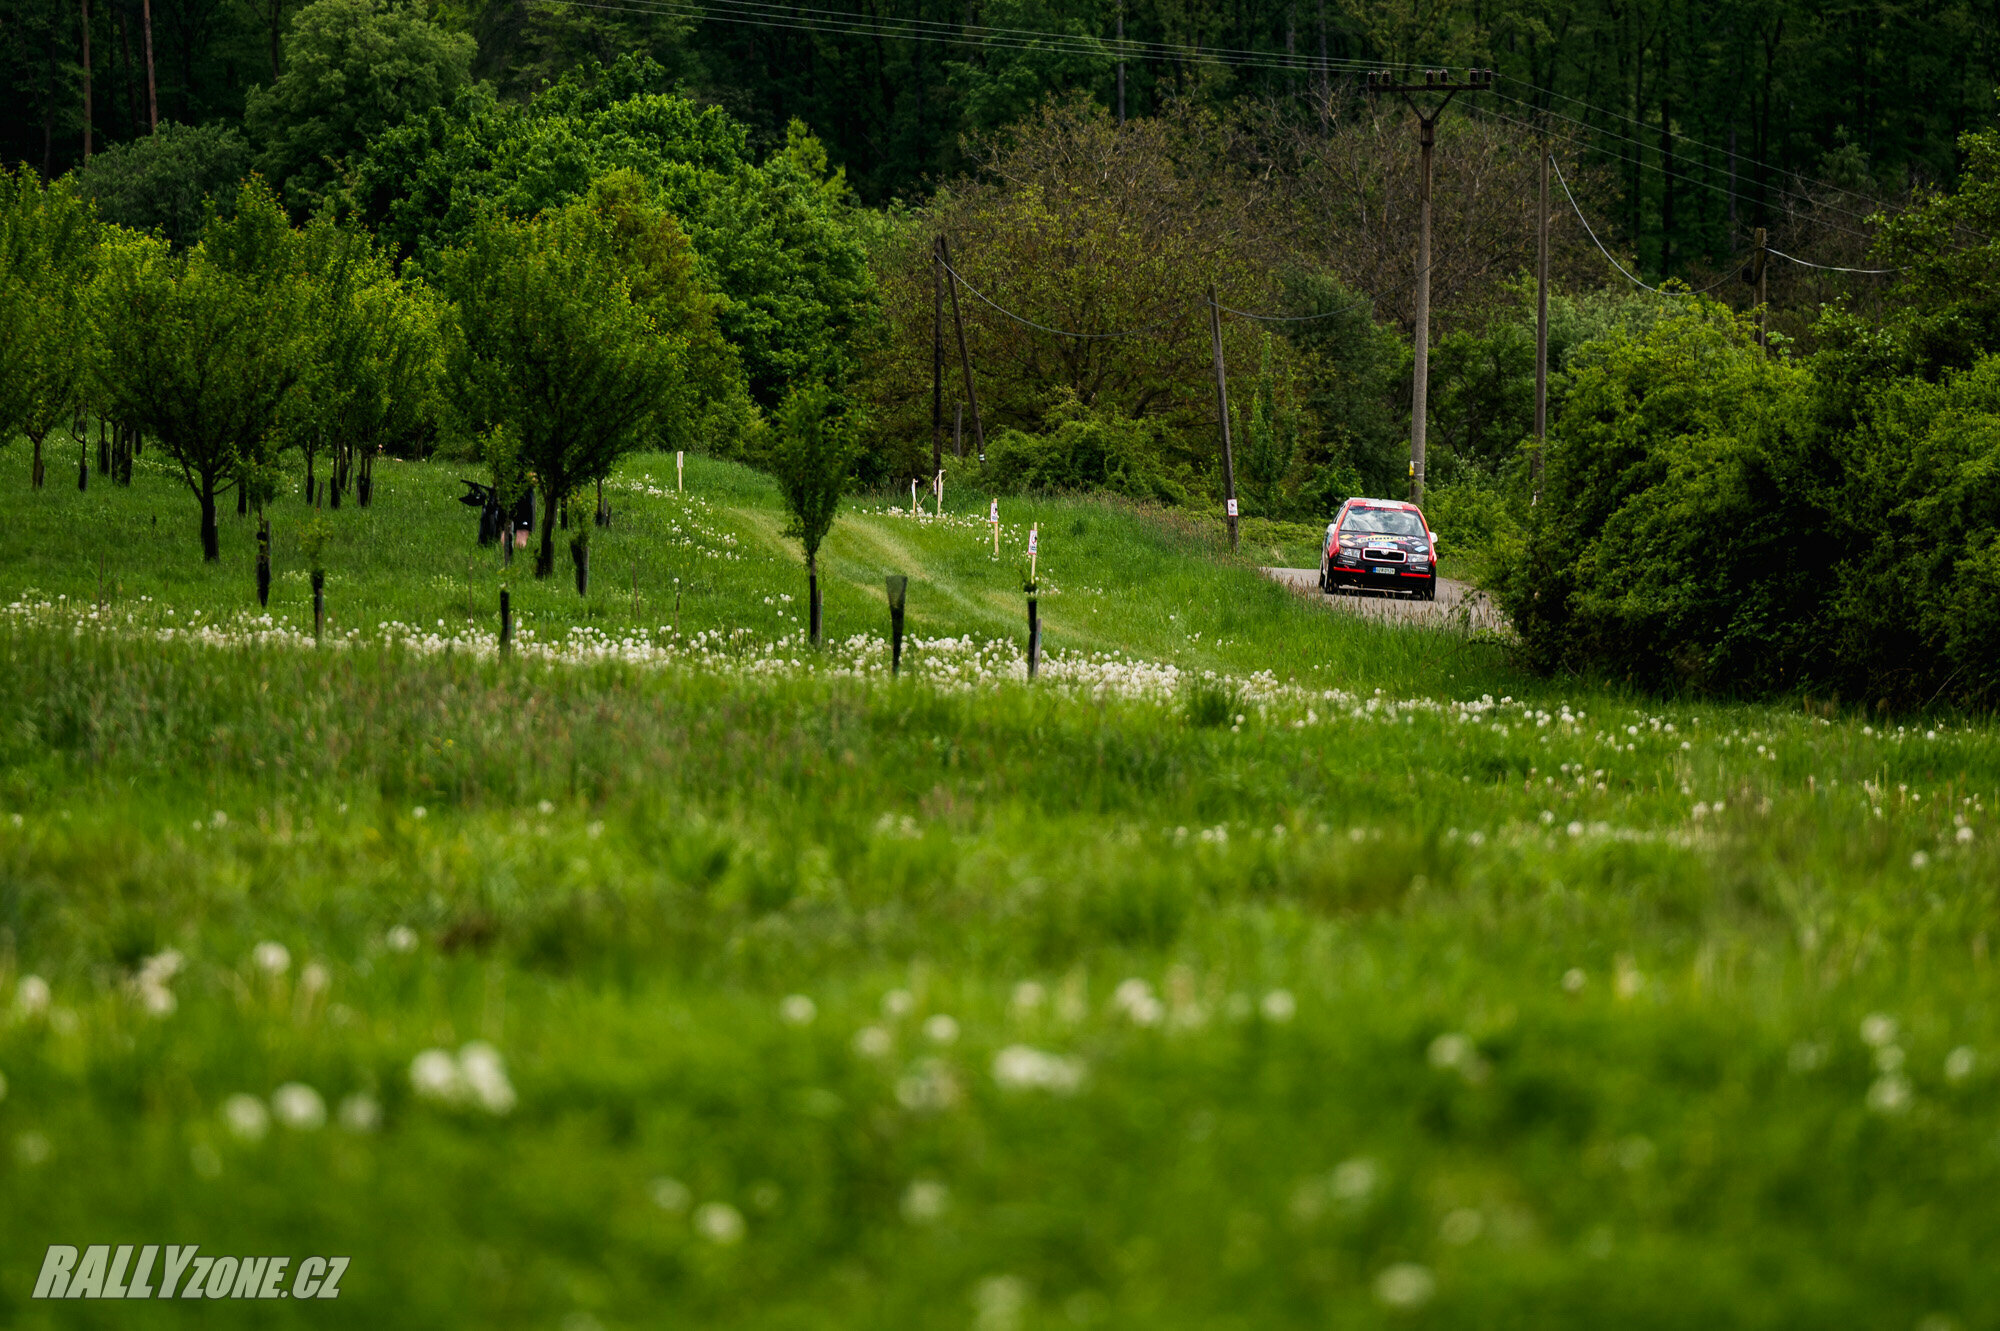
[1373,1263,1435,1309]
[223,1093,271,1141]
[271,1082,327,1130]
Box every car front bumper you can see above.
[1327,561,1435,593]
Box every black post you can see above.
[256,519,271,608]
[311,570,325,640]
[1026,594,1040,681]
[886,575,908,675]
[809,567,822,645]
[500,588,512,656]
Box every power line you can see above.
[1483,89,1886,234]
[937,257,1176,339]
[1495,76,1903,224]
[1476,102,1884,247]
[1766,247,1901,275]
[1552,157,1738,297]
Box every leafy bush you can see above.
[1490,302,1835,693]
[981,395,1189,504]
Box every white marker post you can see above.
[935,469,944,519]
[911,477,918,515]
[989,498,1000,556]
[1028,523,1038,586]
[676,451,684,492]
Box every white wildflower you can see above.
[882,989,915,1019]
[337,1093,381,1133]
[991,1045,1084,1094]
[1945,1047,1976,1083]
[17,975,51,1016]
[1866,1075,1912,1115]
[1439,1208,1484,1245]
[458,1041,517,1114]
[409,1049,464,1103]
[649,1178,691,1212]
[1112,978,1163,1026]
[1373,1263,1436,1310]
[223,1093,271,1142]
[1260,989,1297,1023]
[901,1178,950,1223]
[853,1025,893,1058]
[1860,1013,1899,1048]
[694,1202,745,1244]
[923,1014,960,1045]
[252,941,291,976]
[780,994,817,1026]
[385,925,418,953]
[271,1083,327,1131]
[1562,968,1587,993]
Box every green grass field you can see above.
[3,440,1998,1329]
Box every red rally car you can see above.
[1319,498,1438,601]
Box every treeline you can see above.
[5,0,1995,279]
[1489,120,2000,711]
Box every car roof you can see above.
[1342,498,1423,513]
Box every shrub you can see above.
[981,394,1189,505]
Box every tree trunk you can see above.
[80,0,92,162]
[30,432,45,489]
[237,473,248,515]
[200,477,220,561]
[357,448,373,507]
[77,437,89,491]
[97,418,109,473]
[571,535,589,595]
[141,0,156,132]
[808,553,821,646]
[535,486,557,578]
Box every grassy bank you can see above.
[2,441,1996,1329]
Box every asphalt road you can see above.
[1262,567,1509,632]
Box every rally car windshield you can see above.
[1341,508,1426,537]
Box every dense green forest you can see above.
[5,0,1996,276]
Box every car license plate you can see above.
[1372,566,1395,575]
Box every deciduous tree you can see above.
[88,178,307,558]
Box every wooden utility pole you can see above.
[1206,285,1240,552]
[1368,69,1494,507]
[1116,6,1126,126]
[938,235,986,462]
[80,0,92,161]
[141,0,157,131]
[1753,226,1768,350]
[1533,139,1550,504]
[932,237,945,476]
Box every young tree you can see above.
[768,380,858,645]
[435,197,683,580]
[0,169,98,489]
[88,179,307,558]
